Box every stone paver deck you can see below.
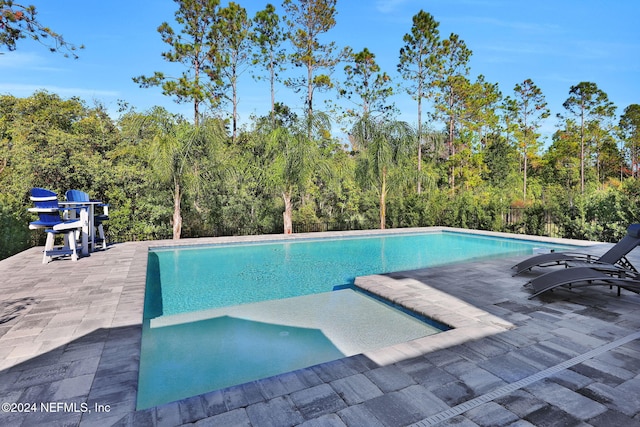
[1,227,640,426]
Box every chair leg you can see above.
[97,223,107,249]
[68,230,79,261]
[43,232,55,264]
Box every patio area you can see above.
[1,228,640,426]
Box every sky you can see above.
[1,0,639,144]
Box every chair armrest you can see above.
[88,199,109,215]
[28,207,58,213]
[52,219,84,231]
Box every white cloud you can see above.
[375,0,410,14]
[0,51,66,72]
[0,52,41,68]
[457,16,562,34]
[0,83,119,98]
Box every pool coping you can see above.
[145,226,596,251]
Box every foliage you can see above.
[133,0,223,124]
[507,79,549,200]
[397,10,440,194]
[560,81,616,193]
[352,115,414,229]
[2,89,639,259]
[0,1,82,57]
[2,2,640,260]
[282,0,347,127]
[619,104,640,178]
[216,2,253,141]
[251,3,287,124]
[339,47,395,121]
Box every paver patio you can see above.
[1,227,640,426]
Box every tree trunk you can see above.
[270,49,276,127]
[283,192,293,234]
[448,88,456,191]
[307,60,314,138]
[417,85,422,195]
[194,60,200,126]
[449,113,456,191]
[232,63,238,143]
[523,151,528,201]
[173,180,182,240]
[580,103,585,194]
[379,168,387,230]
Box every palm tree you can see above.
[263,127,312,234]
[260,112,332,234]
[352,115,414,229]
[146,108,225,239]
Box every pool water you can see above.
[137,289,444,409]
[147,231,573,316]
[138,231,574,409]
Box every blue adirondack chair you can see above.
[65,189,109,249]
[28,188,86,263]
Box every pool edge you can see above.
[133,227,599,411]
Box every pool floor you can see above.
[137,289,443,409]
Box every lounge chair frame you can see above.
[512,224,640,275]
[525,266,640,299]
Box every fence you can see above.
[103,208,561,244]
[501,207,559,237]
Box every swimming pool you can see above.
[145,231,574,315]
[138,230,575,409]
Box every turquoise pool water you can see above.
[138,231,575,409]
[138,289,445,409]
[146,231,574,316]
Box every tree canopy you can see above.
[1,1,639,260]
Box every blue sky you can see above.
[1,0,638,142]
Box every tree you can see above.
[0,91,115,194]
[560,82,616,194]
[132,107,225,239]
[133,0,222,125]
[482,134,519,191]
[340,47,395,123]
[252,3,287,127]
[0,1,82,57]
[282,0,345,134]
[511,79,549,200]
[397,10,440,194]
[543,119,581,199]
[432,32,472,190]
[619,104,640,178]
[448,75,500,192]
[590,120,623,185]
[458,75,501,145]
[216,2,252,142]
[263,124,318,234]
[0,92,119,256]
[352,116,414,229]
